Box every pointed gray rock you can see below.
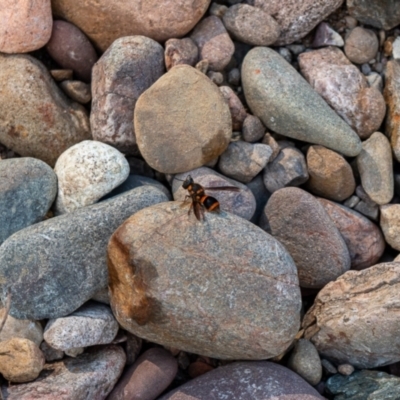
[242,47,362,157]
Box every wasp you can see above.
[178,175,240,221]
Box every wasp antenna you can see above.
[174,177,185,182]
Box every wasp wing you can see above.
[193,201,204,221]
[203,186,240,192]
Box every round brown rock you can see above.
[264,187,351,288]
[108,201,301,360]
[52,0,211,52]
[306,145,356,202]
[107,348,178,400]
[318,198,385,270]
[222,4,280,46]
[0,54,91,166]
[344,27,379,64]
[46,20,98,82]
[134,65,232,174]
[0,338,45,383]
[0,0,52,53]
[303,262,400,368]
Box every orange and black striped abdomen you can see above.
[201,195,220,212]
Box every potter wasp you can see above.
[178,175,240,221]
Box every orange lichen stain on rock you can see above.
[37,103,55,128]
[7,125,28,139]
[254,69,261,74]
[108,232,152,326]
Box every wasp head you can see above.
[182,175,194,189]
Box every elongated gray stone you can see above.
[242,47,362,157]
[0,158,57,245]
[0,186,169,320]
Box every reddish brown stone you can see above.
[188,361,214,378]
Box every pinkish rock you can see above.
[52,0,211,52]
[0,0,52,53]
[191,16,235,71]
[165,38,198,71]
[108,348,178,400]
[264,187,350,288]
[46,20,98,82]
[251,0,343,45]
[219,86,247,130]
[91,36,164,154]
[318,198,385,270]
[0,345,126,399]
[298,46,386,140]
[303,263,400,368]
[159,361,324,399]
[222,4,280,46]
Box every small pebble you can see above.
[228,68,240,86]
[338,363,355,376]
[195,59,209,74]
[278,47,292,63]
[188,361,215,378]
[40,341,65,362]
[313,22,344,47]
[219,86,247,130]
[164,38,199,71]
[60,80,91,104]
[209,3,228,18]
[393,36,400,60]
[242,114,265,143]
[50,69,73,81]
[321,359,338,375]
[344,195,360,209]
[344,27,379,64]
[208,71,224,85]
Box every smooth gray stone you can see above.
[0,158,57,245]
[241,47,362,157]
[0,186,168,320]
[326,370,400,399]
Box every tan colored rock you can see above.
[318,198,385,270]
[357,132,394,205]
[52,0,211,52]
[108,202,301,360]
[0,309,43,346]
[298,47,386,140]
[384,60,400,162]
[380,204,400,251]
[303,263,400,368]
[134,65,232,174]
[252,0,343,45]
[60,80,91,104]
[0,54,91,167]
[0,0,52,53]
[191,16,235,71]
[307,146,355,201]
[0,338,45,383]
[264,187,350,288]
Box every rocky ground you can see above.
[1,0,400,399]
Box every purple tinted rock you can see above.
[108,348,178,400]
[159,361,324,399]
[46,20,98,82]
[313,22,344,47]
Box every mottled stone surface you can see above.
[108,202,301,360]
[0,186,169,320]
[263,147,309,193]
[52,0,211,51]
[303,262,400,368]
[319,198,385,270]
[46,20,98,82]
[0,0,52,53]
[306,145,355,201]
[191,16,235,71]
[0,158,57,245]
[288,339,322,386]
[218,141,272,183]
[264,187,350,288]
[327,370,400,399]
[159,361,324,399]
[380,205,400,251]
[298,47,385,139]
[54,140,130,214]
[0,309,43,346]
[251,0,343,45]
[0,54,91,166]
[134,65,232,173]
[347,0,400,30]
[0,338,44,383]
[357,132,393,205]
[384,60,400,162]
[91,36,164,154]
[108,348,178,400]
[344,27,379,64]
[242,47,361,157]
[44,302,119,351]
[173,167,256,221]
[222,4,280,46]
[0,345,126,399]
[165,38,198,71]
